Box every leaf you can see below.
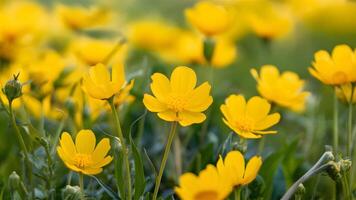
[114,146,126,199]
[130,137,146,200]
[89,175,120,200]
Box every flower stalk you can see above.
[334,89,339,153]
[153,121,178,200]
[108,97,132,199]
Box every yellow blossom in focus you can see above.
[221,94,280,138]
[251,65,310,112]
[309,44,356,85]
[185,1,231,36]
[57,130,113,175]
[57,4,110,30]
[82,63,126,100]
[128,20,181,51]
[336,83,356,104]
[175,165,232,200]
[143,66,213,126]
[217,151,262,187]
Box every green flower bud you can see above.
[340,159,352,173]
[8,171,20,190]
[295,184,306,197]
[4,74,22,104]
[62,185,82,200]
[203,37,215,63]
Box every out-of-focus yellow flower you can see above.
[0,2,48,60]
[211,38,236,68]
[22,95,62,120]
[114,79,135,106]
[309,44,356,85]
[336,83,356,104]
[251,65,310,112]
[82,63,126,100]
[217,151,262,186]
[221,95,280,138]
[128,20,181,51]
[185,1,231,36]
[57,130,113,175]
[69,37,126,66]
[248,4,292,39]
[56,4,110,30]
[143,66,213,126]
[175,165,232,200]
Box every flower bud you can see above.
[8,171,20,190]
[203,37,215,63]
[340,159,352,173]
[4,74,22,103]
[295,184,306,197]
[62,185,82,200]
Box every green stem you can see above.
[333,89,339,153]
[347,87,353,158]
[79,173,84,198]
[9,101,33,197]
[341,172,352,200]
[173,134,182,179]
[234,187,241,200]
[152,122,178,200]
[108,98,132,199]
[258,137,265,155]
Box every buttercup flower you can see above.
[185,1,230,36]
[143,66,213,126]
[82,63,126,100]
[217,151,262,187]
[336,83,356,104]
[251,65,310,112]
[220,95,280,138]
[57,130,113,175]
[309,44,356,85]
[175,165,232,200]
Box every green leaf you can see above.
[89,175,120,200]
[115,146,126,199]
[131,137,146,200]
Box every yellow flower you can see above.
[114,79,135,106]
[336,83,356,104]
[185,2,231,36]
[128,20,181,51]
[251,65,310,112]
[82,63,126,100]
[211,38,237,68]
[143,66,213,126]
[175,165,232,200]
[56,4,110,30]
[57,130,113,175]
[217,151,262,187]
[220,95,280,138]
[309,44,356,85]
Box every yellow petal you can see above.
[241,156,262,185]
[59,132,76,156]
[151,73,171,101]
[157,110,177,122]
[225,94,246,117]
[75,129,96,154]
[246,96,271,122]
[332,44,353,64]
[93,156,113,168]
[224,151,245,185]
[178,111,206,126]
[89,63,110,84]
[82,168,103,175]
[92,138,111,162]
[222,119,261,139]
[143,94,167,112]
[260,65,280,82]
[254,113,281,130]
[170,66,197,94]
[111,62,125,89]
[185,82,213,112]
[57,146,75,166]
[82,74,106,99]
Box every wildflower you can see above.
[336,83,356,104]
[82,63,126,100]
[3,74,22,104]
[56,4,110,30]
[175,165,232,200]
[309,44,356,85]
[143,66,212,126]
[217,151,262,187]
[251,65,310,112]
[220,94,280,138]
[57,130,113,175]
[185,2,231,36]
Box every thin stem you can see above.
[234,187,241,200]
[347,87,354,158]
[152,122,178,200]
[341,171,352,200]
[79,173,84,197]
[258,137,265,155]
[333,89,339,153]
[108,98,132,199]
[9,101,33,196]
[173,134,182,179]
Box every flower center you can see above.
[167,94,187,112]
[234,116,254,132]
[74,154,93,169]
[194,191,219,200]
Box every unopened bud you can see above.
[295,184,306,196]
[62,185,82,200]
[8,171,20,190]
[340,159,352,172]
[4,74,22,103]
